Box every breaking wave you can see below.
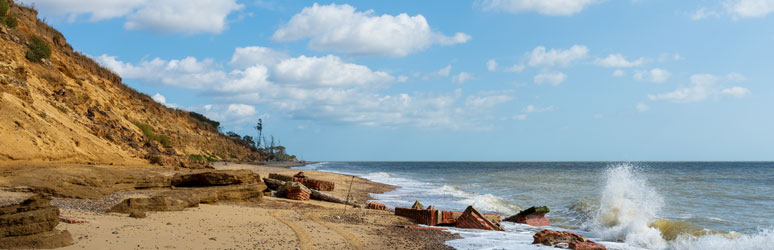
[588,163,667,249]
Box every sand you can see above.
[42,162,458,249]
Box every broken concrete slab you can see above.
[454,206,504,231]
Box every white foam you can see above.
[431,185,521,215]
[669,228,774,250]
[588,163,668,249]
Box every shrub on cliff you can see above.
[26,36,52,63]
[5,14,17,28]
[132,121,171,148]
[0,0,8,20]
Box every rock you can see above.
[532,230,605,250]
[367,201,387,210]
[0,195,72,248]
[129,210,146,218]
[171,170,261,187]
[293,171,306,180]
[454,206,504,231]
[0,228,73,249]
[109,192,201,213]
[411,200,424,210]
[505,206,550,226]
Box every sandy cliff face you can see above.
[0,1,262,165]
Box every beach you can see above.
[23,162,459,250]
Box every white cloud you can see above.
[228,46,289,69]
[487,59,498,72]
[476,0,602,16]
[594,54,645,68]
[151,93,166,104]
[423,65,452,80]
[272,3,471,57]
[27,0,243,34]
[648,74,750,103]
[504,64,525,73]
[636,103,650,112]
[634,68,671,83]
[523,104,555,113]
[534,71,567,86]
[528,45,588,67]
[124,0,243,34]
[613,69,625,77]
[593,113,605,119]
[189,104,258,126]
[97,55,227,89]
[272,55,394,87]
[658,53,683,62]
[99,49,509,129]
[452,72,474,84]
[725,0,774,18]
[720,86,751,98]
[465,91,514,108]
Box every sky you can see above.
[24,0,774,161]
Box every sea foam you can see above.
[588,163,668,249]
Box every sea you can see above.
[295,162,774,250]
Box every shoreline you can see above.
[0,161,457,249]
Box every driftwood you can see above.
[263,178,361,207]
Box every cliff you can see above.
[0,0,262,166]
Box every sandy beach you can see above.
[23,162,460,250]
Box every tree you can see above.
[254,119,263,148]
[242,135,256,148]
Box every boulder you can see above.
[505,206,550,226]
[0,195,72,249]
[172,170,261,187]
[411,200,424,210]
[532,230,606,250]
[454,206,504,231]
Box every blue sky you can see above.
[28,0,774,161]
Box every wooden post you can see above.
[343,175,354,214]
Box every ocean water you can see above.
[295,162,774,250]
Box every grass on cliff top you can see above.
[131,120,171,148]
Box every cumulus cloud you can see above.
[613,69,625,77]
[648,74,750,103]
[487,59,498,72]
[465,91,514,108]
[476,0,602,16]
[595,54,646,68]
[534,71,567,86]
[151,93,166,104]
[452,72,474,84]
[99,48,509,129]
[528,45,588,67]
[272,3,471,57]
[228,46,289,69]
[26,0,243,34]
[634,68,671,83]
[725,0,774,18]
[188,103,258,127]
